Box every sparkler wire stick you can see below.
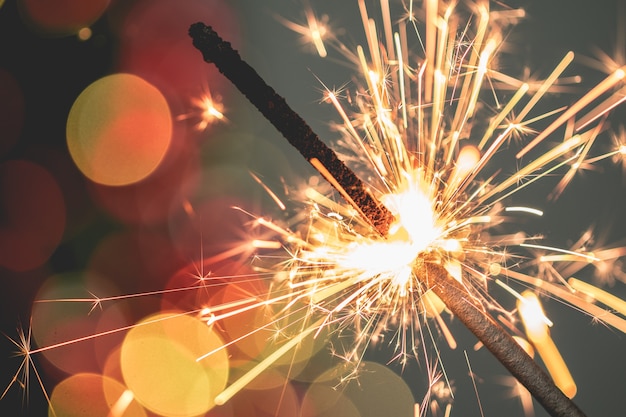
[189,22,587,417]
[189,22,393,236]
[422,262,586,417]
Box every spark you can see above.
[220,0,625,407]
[521,243,600,263]
[583,125,626,174]
[516,67,625,158]
[176,84,225,131]
[250,172,287,211]
[464,351,485,417]
[2,323,53,413]
[497,375,534,417]
[505,206,543,217]
[518,291,577,399]
[213,318,324,406]
[569,277,626,316]
[276,2,332,58]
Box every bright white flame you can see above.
[337,169,443,295]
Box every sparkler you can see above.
[188,1,625,415]
[5,1,626,417]
[189,20,586,416]
[175,85,226,131]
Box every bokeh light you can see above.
[302,361,414,417]
[301,383,361,417]
[87,129,200,226]
[66,73,172,186]
[169,195,256,261]
[32,273,128,376]
[115,0,238,96]
[219,274,273,361]
[227,369,300,417]
[19,0,109,36]
[120,312,229,417]
[86,229,187,316]
[0,160,65,272]
[48,373,146,417]
[77,27,92,41]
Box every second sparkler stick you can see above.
[189,21,586,417]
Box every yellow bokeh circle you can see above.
[120,312,229,417]
[302,361,414,417]
[67,73,172,186]
[48,373,146,417]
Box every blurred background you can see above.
[1,0,625,416]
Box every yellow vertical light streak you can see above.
[380,0,394,60]
[518,291,577,399]
[424,0,438,101]
[453,124,515,200]
[450,2,489,134]
[466,38,497,118]
[368,19,383,76]
[395,32,408,129]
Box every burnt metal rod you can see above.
[189,22,393,236]
[189,22,587,417]
[422,262,586,417]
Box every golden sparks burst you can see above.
[205,0,626,411]
[240,0,626,364]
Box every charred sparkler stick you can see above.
[189,22,393,236]
[189,22,586,417]
[422,262,586,417]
